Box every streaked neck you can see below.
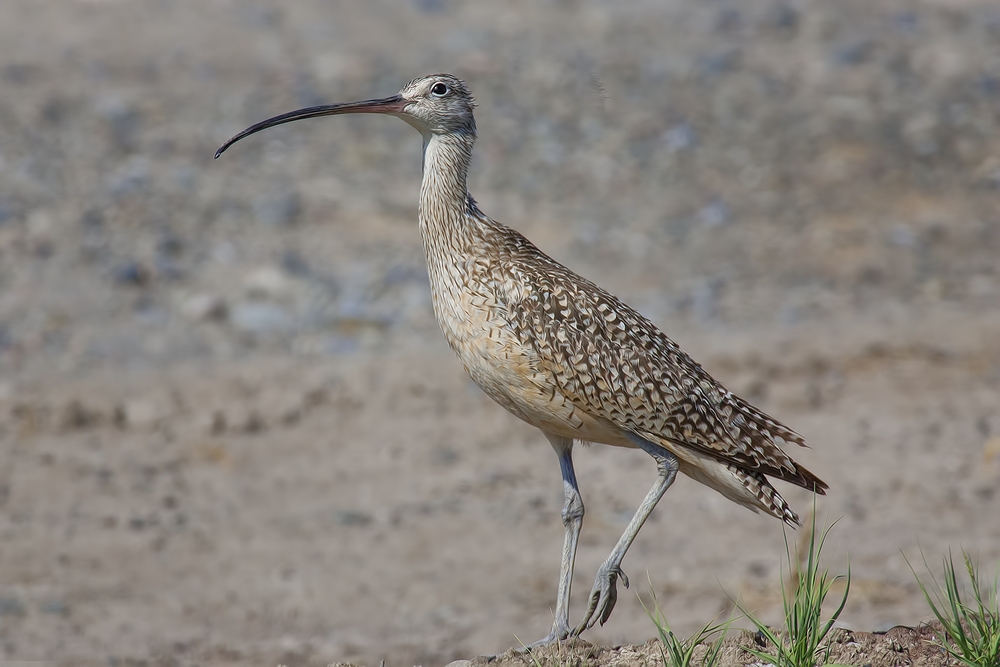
[418,131,478,252]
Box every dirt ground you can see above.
[1,1,999,665]
[460,624,966,667]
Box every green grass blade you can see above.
[907,548,1000,667]
[642,576,733,667]
[732,498,849,667]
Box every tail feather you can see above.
[729,465,801,527]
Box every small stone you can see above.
[254,192,301,226]
[180,293,228,322]
[231,303,295,335]
[698,199,731,228]
[121,397,169,429]
[208,410,227,435]
[242,409,265,433]
[0,597,26,617]
[888,225,917,247]
[414,0,447,13]
[902,113,939,157]
[762,4,798,34]
[113,261,151,286]
[833,39,875,66]
[27,209,53,238]
[336,510,373,526]
[662,122,697,152]
[79,209,104,228]
[40,600,69,615]
[0,382,14,405]
[983,436,1000,464]
[244,266,300,302]
[27,209,55,256]
[101,98,142,152]
[281,250,310,277]
[61,400,100,430]
[431,447,459,466]
[105,156,150,198]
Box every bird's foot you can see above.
[519,621,571,650]
[573,563,629,635]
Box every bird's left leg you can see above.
[528,432,584,647]
[573,434,679,635]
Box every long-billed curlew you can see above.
[216,74,827,645]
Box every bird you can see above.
[216,74,827,646]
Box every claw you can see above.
[572,562,627,635]
[598,583,618,626]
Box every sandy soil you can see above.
[461,624,965,667]
[1,1,999,665]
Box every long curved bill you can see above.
[214,94,407,159]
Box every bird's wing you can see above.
[505,246,826,493]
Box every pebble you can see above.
[336,510,373,526]
[0,596,26,617]
[833,40,875,66]
[99,98,142,152]
[105,156,150,198]
[113,261,151,286]
[40,600,69,616]
[121,397,170,429]
[244,266,300,302]
[79,208,104,228]
[26,209,54,255]
[984,437,1000,465]
[280,250,310,277]
[180,293,228,322]
[698,199,731,228]
[414,0,447,13]
[230,302,295,335]
[253,192,301,226]
[662,122,697,152]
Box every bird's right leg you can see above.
[573,435,679,636]
[528,432,584,647]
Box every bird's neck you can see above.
[418,132,480,256]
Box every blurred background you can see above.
[1,0,998,665]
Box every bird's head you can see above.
[215,73,476,158]
[396,74,476,137]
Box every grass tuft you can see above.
[734,508,850,667]
[641,575,731,667]
[908,549,1000,667]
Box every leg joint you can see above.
[626,432,680,476]
[656,451,680,477]
[562,497,584,525]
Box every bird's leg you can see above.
[573,435,679,636]
[529,432,584,647]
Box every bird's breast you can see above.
[427,260,537,408]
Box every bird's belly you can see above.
[440,306,631,446]
[464,346,626,444]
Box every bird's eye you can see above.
[431,82,449,96]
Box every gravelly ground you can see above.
[1,1,999,665]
